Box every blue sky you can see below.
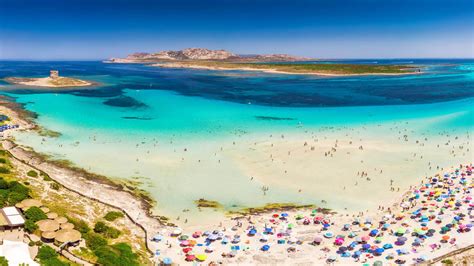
[1,0,473,60]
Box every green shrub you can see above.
[50,183,60,190]
[0,178,8,189]
[94,221,121,239]
[37,245,69,266]
[27,170,38,177]
[37,245,57,260]
[68,217,90,235]
[24,206,47,222]
[25,220,38,233]
[0,256,7,266]
[84,232,108,250]
[94,243,139,266]
[42,173,53,181]
[103,211,124,222]
[0,167,9,174]
[0,158,7,164]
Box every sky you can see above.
[0,0,473,60]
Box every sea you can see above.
[0,59,473,225]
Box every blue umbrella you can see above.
[162,257,172,265]
[261,245,270,251]
[375,248,384,254]
[281,213,289,217]
[362,243,371,249]
[383,243,393,249]
[370,229,379,236]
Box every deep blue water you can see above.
[0,59,473,108]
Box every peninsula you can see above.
[107,48,419,76]
[5,70,93,88]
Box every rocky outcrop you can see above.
[107,48,310,63]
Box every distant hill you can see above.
[107,48,310,63]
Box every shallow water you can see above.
[0,60,473,225]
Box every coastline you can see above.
[0,101,164,253]
[150,62,422,76]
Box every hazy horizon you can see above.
[1,0,473,60]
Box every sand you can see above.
[4,77,92,88]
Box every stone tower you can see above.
[50,70,59,79]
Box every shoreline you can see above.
[150,62,422,76]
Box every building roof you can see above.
[1,207,25,226]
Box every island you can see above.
[5,70,93,88]
[107,48,420,76]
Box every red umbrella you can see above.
[185,254,196,261]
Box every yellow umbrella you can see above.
[196,254,207,261]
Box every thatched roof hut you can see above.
[47,212,58,219]
[54,217,68,224]
[60,223,74,230]
[37,219,60,232]
[19,199,42,209]
[55,229,81,243]
[41,231,57,240]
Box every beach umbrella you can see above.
[172,229,182,236]
[370,229,378,237]
[179,235,189,240]
[182,247,192,253]
[180,240,189,247]
[261,245,270,251]
[338,246,348,252]
[205,246,214,253]
[196,254,207,261]
[396,228,406,235]
[162,257,172,265]
[383,243,393,249]
[341,251,351,257]
[362,244,371,250]
[324,232,334,238]
[375,248,384,254]
[152,234,162,242]
[397,237,407,242]
[375,236,383,243]
[281,213,289,217]
[313,237,322,244]
[373,260,383,266]
[248,229,257,236]
[353,251,362,258]
[185,254,195,261]
[361,235,370,242]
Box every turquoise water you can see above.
[0,60,473,224]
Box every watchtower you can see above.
[50,70,59,79]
